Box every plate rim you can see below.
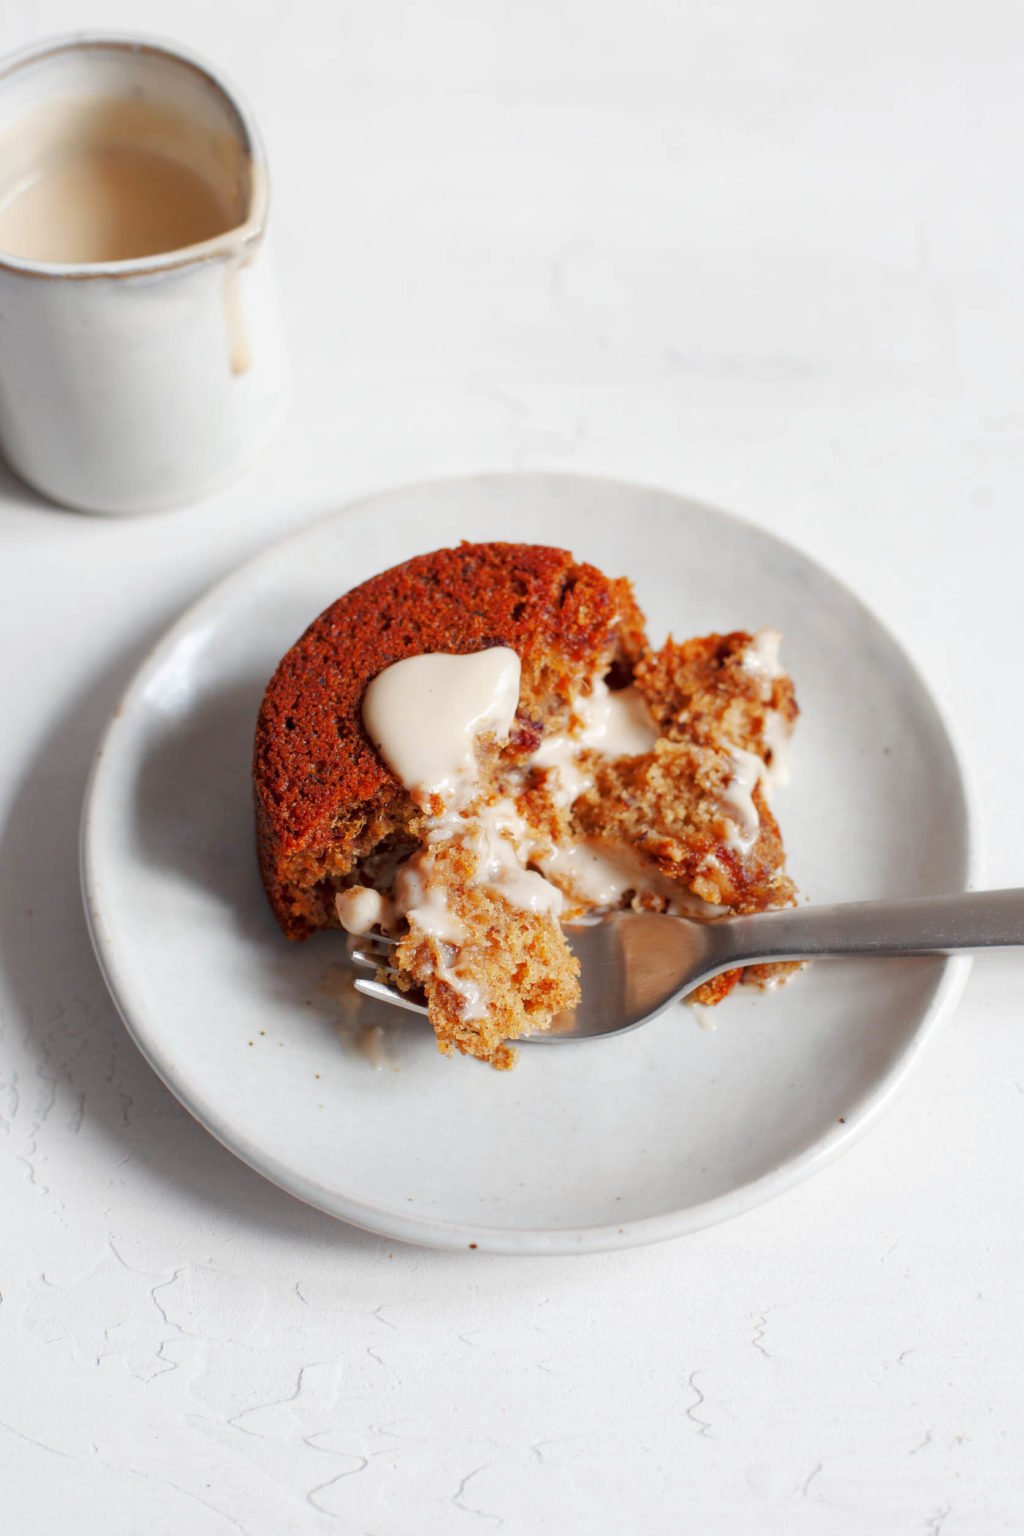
[79,470,980,1255]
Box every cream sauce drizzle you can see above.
[539,839,664,909]
[393,853,466,944]
[720,746,765,854]
[762,708,792,791]
[336,885,392,936]
[530,680,656,808]
[741,627,783,688]
[363,648,521,807]
[717,630,793,846]
[465,798,564,916]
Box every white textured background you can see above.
[2,2,1024,1531]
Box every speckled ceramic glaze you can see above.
[0,34,288,514]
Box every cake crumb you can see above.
[254,545,801,1067]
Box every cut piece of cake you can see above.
[253,541,799,1068]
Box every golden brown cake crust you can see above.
[253,541,645,939]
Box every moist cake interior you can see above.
[253,542,799,1069]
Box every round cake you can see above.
[254,540,645,939]
[253,540,799,1067]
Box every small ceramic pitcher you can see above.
[0,34,289,514]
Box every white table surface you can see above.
[3,2,1023,1531]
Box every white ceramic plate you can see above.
[81,474,974,1254]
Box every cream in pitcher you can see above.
[0,37,288,514]
[0,135,235,265]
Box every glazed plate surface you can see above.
[81,475,973,1253]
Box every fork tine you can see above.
[354,976,429,1015]
[349,945,388,970]
[346,929,399,969]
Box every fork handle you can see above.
[716,888,1024,968]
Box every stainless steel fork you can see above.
[349,889,1024,1042]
